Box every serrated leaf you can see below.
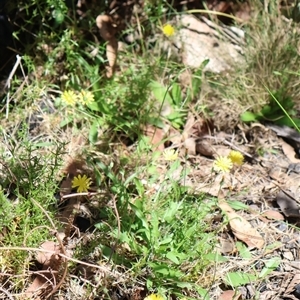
[259,257,281,278]
[225,272,256,287]
[236,242,252,259]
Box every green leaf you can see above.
[167,111,181,120]
[87,101,101,112]
[151,264,170,275]
[259,257,281,278]
[149,81,173,105]
[236,242,252,259]
[195,286,210,300]
[260,105,273,116]
[163,202,182,223]
[89,121,99,144]
[159,236,173,245]
[150,212,159,240]
[204,252,228,262]
[176,282,193,288]
[225,272,256,287]
[266,241,282,251]
[166,251,180,264]
[53,9,65,24]
[146,278,153,290]
[240,111,259,122]
[171,83,182,106]
[227,200,249,211]
[33,142,54,147]
[275,116,300,128]
[59,116,73,127]
[191,64,205,97]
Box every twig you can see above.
[0,287,14,300]
[202,135,253,158]
[5,55,22,119]
[61,191,99,199]
[108,195,121,264]
[0,246,123,278]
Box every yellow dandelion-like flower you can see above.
[163,148,178,161]
[78,90,94,105]
[213,156,233,173]
[162,24,175,37]
[61,90,78,106]
[144,294,164,300]
[228,150,244,166]
[71,174,92,193]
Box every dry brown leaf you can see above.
[262,210,285,221]
[183,113,214,139]
[142,124,165,151]
[219,290,242,300]
[275,190,300,218]
[283,273,300,297]
[24,241,64,297]
[167,126,182,146]
[219,201,264,249]
[219,237,235,254]
[280,139,300,163]
[184,137,196,155]
[196,140,214,157]
[96,15,118,78]
[197,173,230,197]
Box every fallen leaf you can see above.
[184,137,196,155]
[283,273,300,297]
[196,140,214,157]
[96,15,118,78]
[24,241,64,297]
[142,124,166,151]
[183,113,214,139]
[262,210,285,221]
[280,139,300,163]
[219,201,264,249]
[219,237,235,254]
[219,290,242,300]
[275,190,300,218]
[167,126,182,147]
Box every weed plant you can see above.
[0,0,264,298]
[0,126,64,278]
[208,0,300,128]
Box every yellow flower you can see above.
[162,24,175,37]
[71,174,92,193]
[213,156,233,173]
[228,150,244,166]
[163,148,178,161]
[61,90,78,106]
[78,90,94,105]
[144,294,164,300]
